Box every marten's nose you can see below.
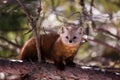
[69,40,72,43]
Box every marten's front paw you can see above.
[66,62,76,67]
[55,62,65,70]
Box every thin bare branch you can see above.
[51,0,56,11]
[0,36,21,49]
[96,27,120,40]
[67,12,81,18]
[90,0,94,15]
[16,0,42,62]
[84,36,120,55]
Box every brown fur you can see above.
[19,33,59,61]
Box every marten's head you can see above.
[60,25,83,46]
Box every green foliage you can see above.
[0,2,27,31]
[0,11,25,31]
[96,0,120,12]
[0,1,28,58]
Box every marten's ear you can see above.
[77,27,83,35]
[60,26,68,34]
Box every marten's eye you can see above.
[66,36,69,39]
[73,36,77,39]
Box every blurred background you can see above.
[0,0,120,69]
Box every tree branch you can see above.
[0,36,21,49]
[96,27,120,40]
[0,59,119,80]
[16,0,42,62]
[84,36,120,55]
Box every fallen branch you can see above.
[0,59,119,80]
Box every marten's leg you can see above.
[41,51,46,63]
[54,57,65,70]
[65,56,76,67]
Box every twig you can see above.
[80,0,85,9]
[17,0,42,62]
[80,0,88,18]
[84,36,120,55]
[51,0,56,11]
[96,27,120,40]
[0,36,21,49]
[90,0,96,29]
[0,44,8,50]
[90,0,94,15]
[80,0,92,35]
[67,12,81,18]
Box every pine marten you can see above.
[19,24,83,70]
